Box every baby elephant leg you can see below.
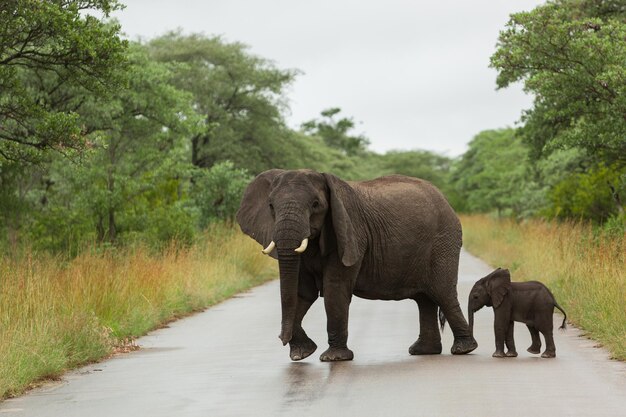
[541,330,556,358]
[526,325,542,354]
[505,321,517,357]
[492,321,507,358]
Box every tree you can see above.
[0,0,128,163]
[451,129,532,215]
[565,0,626,20]
[147,32,297,174]
[31,44,199,248]
[546,162,625,222]
[301,108,370,156]
[276,130,374,180]
[490,1,626,167]
[191,161,250,226]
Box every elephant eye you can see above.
[269,203,274,211]
[312,200,320,209]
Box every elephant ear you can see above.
[322,173,364,267]
[236,169,284,259]
[487,268,511,308]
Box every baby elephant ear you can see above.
[487,268,511,308]
[236,169,284,259]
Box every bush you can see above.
[192,161,251,227]
[546,164,626,223]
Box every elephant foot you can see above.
[492,350,506,358]
[505,350,518,357]
[320,347,354,362]
[409,338,442,355]
[289,338,317,361]
[451,336,478,355]
[527,346,541,354]
[541,351,556,358]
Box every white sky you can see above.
[114,0,545,156]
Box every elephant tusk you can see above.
[294,238,309,253]
[261,241,275,255]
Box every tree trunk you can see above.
[97,214,105,243]
[108,208,116,243]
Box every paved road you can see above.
[2,250,625,417]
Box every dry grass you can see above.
[460,214,626,360]
[0,223,276,399]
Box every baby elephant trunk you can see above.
[468,307,475,338]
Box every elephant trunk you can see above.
[468,307,475,338]
[277,254,300,345]
[274,212,309,346]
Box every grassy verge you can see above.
[460,214,625,360]
[0,223,276,399]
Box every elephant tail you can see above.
[438,308,446,332]
[555,302,567,330]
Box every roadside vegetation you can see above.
[0,223,276,399]
[461,215,625,361]
[455,0,625,361]
[0,0,624,399]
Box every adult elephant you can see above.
[236,169,477,361]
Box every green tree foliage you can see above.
[0,0,128,163]
[146,32,297,174]
[301,108,370,156]
[192,161,251,227]
[28,44,199,249]
[450,126,625,225]
[0,163,42,247]
[452,129,532,215]
[277,131,374,180]
[566,0,626,20]
[547,163,626,223]
[6,0,623,252]
[489,0,626,223]
[491,0,626,167]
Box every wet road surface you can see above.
[2,250,625,416]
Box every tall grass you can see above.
[0,223,276,398]
[460,214,625,360]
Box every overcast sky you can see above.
[114,0,545,156]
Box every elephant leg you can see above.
[319,285,353,361]
[540,330,556,358]
[319,261,358,362]
[289,274,319,361]
[438,295,478,355]
[537,313,556,358]
[289,296,318,361]
[409,294,442,355]
[505,321,517,357]
[491,308,510,357]
[526,325,541,354]
[429,239,477,355]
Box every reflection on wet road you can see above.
[2,250,625,417]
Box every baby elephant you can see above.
[468,268,567,358]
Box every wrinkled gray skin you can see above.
[468,268,567,359]
[236,169,477,361]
